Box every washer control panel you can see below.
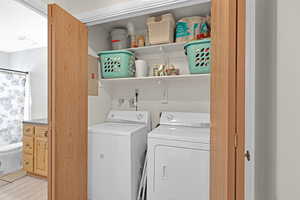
[107,110,149,124]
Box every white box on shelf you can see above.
[147,13,175,45]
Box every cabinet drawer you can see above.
[23,154,33,173]
[23,125,34,137]
[35,126,48,138]
[23,136,34,154]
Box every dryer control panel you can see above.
[160,112,210,128]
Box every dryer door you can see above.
[153,146,209,200]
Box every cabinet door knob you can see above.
[44,131,48,137]
[26,128,31,132]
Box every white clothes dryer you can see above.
[147,112,210,200]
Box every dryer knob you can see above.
[137,113,144,120]
[167,114,174,121]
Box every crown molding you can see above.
[76,0,211,26]
[13,0,211,25]
[14,0,47,16]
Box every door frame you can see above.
[44,0,245,199]
[16,0,246,199]
[245,0,256,199]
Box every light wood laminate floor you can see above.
[0,176,47,200]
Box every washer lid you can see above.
[88,122,146,136]
[149,125,210,143]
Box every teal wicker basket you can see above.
[98,50,135,78]
[184,39,211,74]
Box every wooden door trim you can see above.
[236,0,246,199]
[210,0,245,200]
[48,5,53,200]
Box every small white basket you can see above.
[147,13,175,45]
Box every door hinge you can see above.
[234,134,238,148]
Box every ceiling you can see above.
[0,0,47,53]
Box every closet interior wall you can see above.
[87,2,212,127]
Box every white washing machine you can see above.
[147,112,210,200]
[88,110,151,200]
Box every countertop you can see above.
[23,118,48,125]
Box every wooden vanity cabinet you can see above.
[22,123,48,178]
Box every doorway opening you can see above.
[0,0,48,199]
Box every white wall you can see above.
[9,48,48,119]
[256,0,300,199]
[87,29,112,126]
[5,44,110,126]
[110,79,210,128]
[255,0,277,200]
[0,52,9,67]
[277,1,300,199]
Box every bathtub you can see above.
[0,142,23,176]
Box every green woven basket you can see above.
[98,50,135,78]
[184,39,211,74]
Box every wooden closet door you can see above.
[48,4,88,200]
[210,0,245,200]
